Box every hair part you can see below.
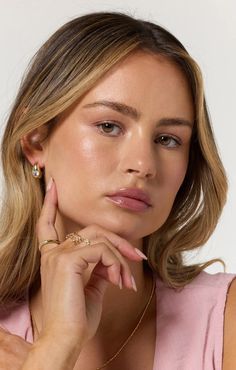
[0,11,226,305]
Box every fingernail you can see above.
[131,275,137,292]
[46,177,53,192]
[119,276,123,290]
[134,248,148,260]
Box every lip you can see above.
[107,188,152,205]
[106,196,150,211]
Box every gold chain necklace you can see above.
[30,273,155,370]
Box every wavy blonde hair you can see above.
[0,11,226,305]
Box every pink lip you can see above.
[108,188,151,205]
[106,196,150,211]
[106,188,152,212]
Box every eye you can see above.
[95,123,181,148]
[96,122,122,136]
[156,135,181,148]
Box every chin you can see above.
[93,217,156,241]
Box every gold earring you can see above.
[32,163,42,179]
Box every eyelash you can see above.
[95,121,181,148]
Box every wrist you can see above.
[22,335,82,370]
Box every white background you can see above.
[0,0,235,273]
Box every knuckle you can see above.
[78,257,89,270]
[40,251,70,273]
[40,248,53,262]
[55,251,70,267]
[96,239,124,260]
[40,249,58,268]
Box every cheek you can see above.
[148,155,188,232]
[161,153,189,195]
[47,134,117,209]
[53,133,113,176]
[72,136,116,171]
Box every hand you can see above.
[0,327,31,370]
[36,177,146,350]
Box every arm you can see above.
[0,328,82,370]
[222,277,236,370]
[21,336,83,370]
[0,328,31,370]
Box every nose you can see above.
[118,136,157,180]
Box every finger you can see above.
[74,224,148,261]
[37,177,59,253]
[62,226,146,289]
[70,244,122,286]
[59,237,134,290]
[91,237,134,289]
[85,267,109,301]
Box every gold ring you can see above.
[38,239,60,252]
[65,232,91,246]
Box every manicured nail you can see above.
[46,177,53,192]
[134,248,148,260]
[131,275,137,292]
[119,276,123,290]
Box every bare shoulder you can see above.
[222,277,236,370]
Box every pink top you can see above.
[0,270,235,370]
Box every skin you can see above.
[29,51,193,332]
[42,51,193,243]
[3,50,195,368]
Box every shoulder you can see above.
[154,271,236,368]
[222,276,236,369]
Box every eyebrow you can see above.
[83,100,193,128]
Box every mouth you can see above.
[107,187,152,205]
[106,195,151,212]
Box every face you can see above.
[40,51,194,243]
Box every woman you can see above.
[0,11,235,370]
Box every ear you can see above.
[20,127,48,168]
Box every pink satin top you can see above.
[0,270,235,370]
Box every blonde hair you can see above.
[0,11,226,305]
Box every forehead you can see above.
[77,51,194,122]
[92,50,190,90]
